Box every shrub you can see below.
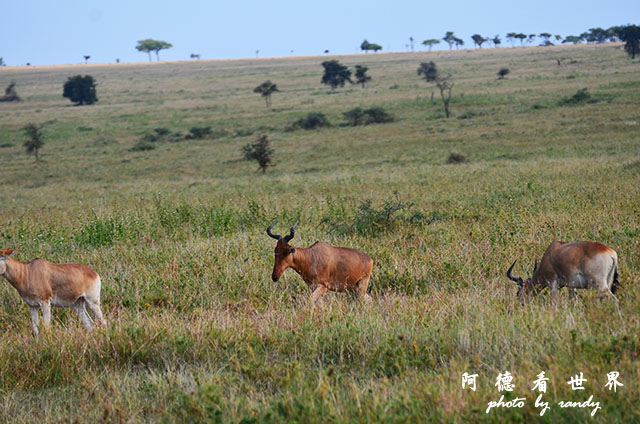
[343,108,366,126]
[22,123,44,161]
[343,107,393,126]
[291,112,330,130]
[129,141,156,152]
[62,75,98,105]
[446,152,468,164]
[242,135,274,173]
[560,88,595,105]
[497,67,510,79]
[185,126,213,139]
[322,193,419,237]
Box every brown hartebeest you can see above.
[506,241,619,304]
[0,248,105,335]
[267,221,374,303]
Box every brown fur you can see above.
[271,239,373,303]
[0,250,105,335]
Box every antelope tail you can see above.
[612,269,620,294]
[609,257,620,294]
[367,276,375,295]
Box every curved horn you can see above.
[506,259,523,285]
[283,221,298,243]
[533,260,538,274]
[266,220,282,240]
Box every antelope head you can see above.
[0,248,16,274]
[266,221,298,282]
[506,259,543,303]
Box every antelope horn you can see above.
[533,260,538,274]
[283,221,298,243]
[266,221,282,240]
[506,259,523,285]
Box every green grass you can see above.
[0,43,639,422]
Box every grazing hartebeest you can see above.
[506,241,619,304]
[0,248,105,335]
[266,221,374,303]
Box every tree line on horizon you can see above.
[412,25,639,57]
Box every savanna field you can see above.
[0,43,639,422]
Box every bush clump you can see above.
[290,112,330,130]
[185,126,213,139]
[322,193,429,237]
[560,88,596,105]
[129,141,156,152]
[343,107,393,126]
[446,152,468,164]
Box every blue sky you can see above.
[2,0,638,65]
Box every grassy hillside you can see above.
[0,43,638,422]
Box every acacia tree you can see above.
[354,65,371,88]
[471,34,488,48]
[563,35,583,44]
[492,35,502,47]
[254,80,279,107]
[615,25,640,59]
[22,123,44,161]
[539,33,552,43]
[422,39,440,51]
[63,75,98,105]
[443,31,456,49]
[360,40,382,53]
[321,60,352,89]
[417,61,454,118]
[136,39,173,61]
[506,32,517,46]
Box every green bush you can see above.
[291,112,330,130]
[560,88,596,105]
[343,107,393,126]
[129,141,156,151]
[185,126,212,139]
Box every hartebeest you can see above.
[267,221,374,303]
[506,241,619,303]
[0,248,105,335]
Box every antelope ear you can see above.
[288,248,295,254]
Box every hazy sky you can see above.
[2,0,638,65]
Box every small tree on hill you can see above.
[497,67,510,79]
[422,39,440,51]
[418,61,454,118]
[63,75,98,105]
[562,35,583,44]
[360,40,382,53]
[471,34,488,48]
[321,60,352,89]
[443,32,456,49]
[254,80,279,107]
[0,81,20,102]
[615,25,640,59]
[136,39,173,61]
[22,123,44,161]
[354,65,371,88]
[242,135,274,173]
